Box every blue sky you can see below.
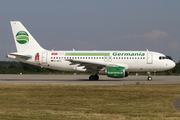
[0,0,180,62]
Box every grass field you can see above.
[0,84,180,120]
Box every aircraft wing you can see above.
[6,52,32,60]
[66,59,128,71]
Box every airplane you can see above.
[6,21,176,81]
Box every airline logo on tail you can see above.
[16,31,29,44]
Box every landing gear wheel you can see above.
[147,76,152,81]
[94,75,99,81]
[147,72,152,81]
[89,75,99,81]
[89,75,94,81]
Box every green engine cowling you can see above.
[106,67,128,78]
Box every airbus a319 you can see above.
[7,21,175,81]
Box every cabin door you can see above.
[147,53,153,64]
[42,52,48,64]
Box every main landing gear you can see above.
[147,72,152,81]
[89,74,99,81]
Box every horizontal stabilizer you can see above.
[6,52,32,60]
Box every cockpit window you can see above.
[159,56,169,60]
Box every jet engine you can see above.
[106,67,128,78]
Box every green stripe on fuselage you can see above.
[65,53,110,56]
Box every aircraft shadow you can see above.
[1,79,149,82]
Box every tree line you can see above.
[0,61,61,74]
[0,61,179,75]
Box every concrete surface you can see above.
[0,75,179,85]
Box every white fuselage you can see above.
[10,50,175,73]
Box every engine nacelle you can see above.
[106,67,128,78]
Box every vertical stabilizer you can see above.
[10,21,45,52]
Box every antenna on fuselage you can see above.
[146,49,149,51]
[52,47,55,51]
[73,48,75,51]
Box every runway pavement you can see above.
[0,74,179,85]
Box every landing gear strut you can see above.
[147,72,152,81]
[89,74,99,81]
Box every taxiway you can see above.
[0,75,179,85]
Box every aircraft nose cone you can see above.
[169,61,176,69]
[172,61,176,68]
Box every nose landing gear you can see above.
[147,72,152,81]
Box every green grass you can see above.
[0,84,180,120]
